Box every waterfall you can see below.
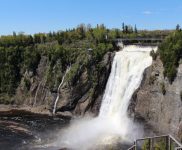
[53,66,71,114]
[99,45,157,118]
[56,45,157,150]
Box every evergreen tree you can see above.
[176,24,180,31]
[122,22,125,33]
[125,25,128,34]
[13,32,16,37]
[134,24,138,33]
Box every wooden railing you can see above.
[128,135,182,150]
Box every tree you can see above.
[0,24,116,103]
[122,22,125,33]
[13,32,16,37]
[92,24,107,43]
[134,24,138,33]
[86,24,92,31]
[159,31,182,83]
[176,24,180,31]
[125,25,128,33]
[76,24,86,39]
[128,25,133,33]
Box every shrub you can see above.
[163,65,177,84]
[142,139,150,150]
[154,139,167,150]
[66,63,80,85]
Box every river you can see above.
[0,110,70,150]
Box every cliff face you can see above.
[55,52,115,116]
[14,55,54,112]
[130,57,182,141]
[11,52,114,116]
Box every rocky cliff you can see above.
[55,51,115,116]
[9,52,114,116]
[130,56,182,141]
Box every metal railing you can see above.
[128,135,182,150]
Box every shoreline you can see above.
[0,104,51,115]
[0,104,72,119]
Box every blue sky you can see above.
[0,0,182,35]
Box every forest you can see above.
[159,26,182,83]
[0,23,175,103]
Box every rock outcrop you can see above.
[130,57,182,141]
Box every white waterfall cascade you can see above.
[99,45,157,117]
[56,45,157,150]
[53,66,71,114]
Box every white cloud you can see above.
[142,11,152,15]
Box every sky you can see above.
[0,0,182,35]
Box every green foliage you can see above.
[142,139,150,150]
[142,139,167,150]
[154,139,167,150]
[108,29,120,39]
[159,31,182,83]
[122,23,134,34]
[23,46,41,73]
[176,24,181,31]
[23,78,31,91]
[92,24,107,43]
[93,43,113,62]
[0,46,22,95]
[134,24,138,34]
[164,65,177,83]
[66,63,80,85]
[0,94,14,104]
[0,34,34,47]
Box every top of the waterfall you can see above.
[122,45,158,52]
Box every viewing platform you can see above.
[128,134,182,150]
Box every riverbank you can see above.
[0,104,73,118]
[0,104,44,113]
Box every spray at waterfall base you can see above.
[55,45,158,149]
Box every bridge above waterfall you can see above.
[114,37,164,46]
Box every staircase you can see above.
[128,135,182,150]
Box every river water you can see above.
[0,110,70,150]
